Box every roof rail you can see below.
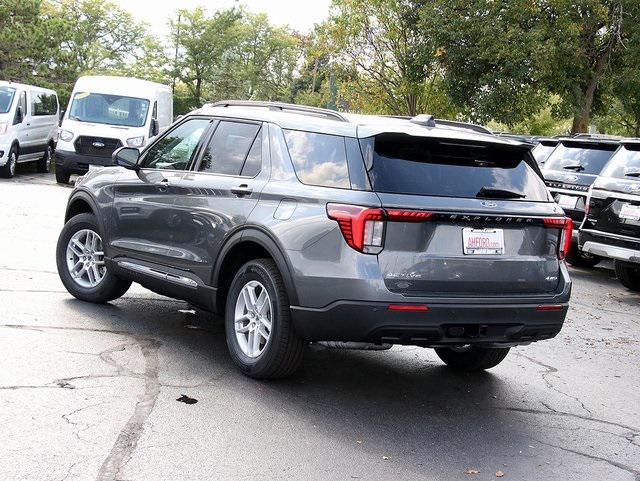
[207,100,349,122]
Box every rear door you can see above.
[360,133,564,296]
[165,118,270,284]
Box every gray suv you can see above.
[56,101,572,379]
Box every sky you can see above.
[111,0,333,39]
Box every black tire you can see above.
[37,145,52,173]
[614,260,640,292]
[225,258,305,379]
[0,145,17,178]
[565,243,601,268]
[55,167,70,184]
[56,213,131,303]
[435,346,510,371]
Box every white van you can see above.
[0,81,59,178]
[55,76,172,183]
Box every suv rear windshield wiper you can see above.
[563,164,585,172]
[624,171,640,177]
[476,187,526,199]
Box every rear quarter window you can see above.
[283,130,350,189]
[360,133,549,201]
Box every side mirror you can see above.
[150,118,159,137]
[14,106,23,124]
[112,147,140,170]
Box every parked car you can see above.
[55,75,173,184]
[542,138,619,267]
[579,139,640,291]
[532,137,560,166]
[0,81,59,178]
[55,101,572,378]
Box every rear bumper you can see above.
[290,300,568,347]
[580,229,640,263]
[55,149,114,175]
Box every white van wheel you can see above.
[0,147,17,178]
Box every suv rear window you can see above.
[359,134,549,201]
[544,142,616,175]
[600,144,640,180]
[283,130,350,188]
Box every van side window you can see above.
[198,121,261,176]
[32,92,58,116]
[140,118,210,170]
[283,130,350,188]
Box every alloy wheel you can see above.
[65,229,106,288]
[234,280,273,358]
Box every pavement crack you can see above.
[515,352,593,416]
[531,436,640,478]
[95,337,162,481]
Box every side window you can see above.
[199,121,261,176]
[140,118,210,170]
[32,92,58,116]
[283,130,350,188]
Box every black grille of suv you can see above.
[74,136,122,158]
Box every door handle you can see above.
[231,184,253,197]
[155,178,170,191]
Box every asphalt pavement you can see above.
[1,166,639,481]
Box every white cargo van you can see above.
[55,76,172,183]
[0,81,59,178]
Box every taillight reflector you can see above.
[388,304,430,311]
[543,217,573,260]
[536,304,565,311]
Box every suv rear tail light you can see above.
[543,217,573,260]
[327,203,433,254]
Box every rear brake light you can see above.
[327,203,433,254]
[543,217,573,260]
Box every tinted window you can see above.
[241,133,262,177]
[600,145,640,179]
[532,143,556,165]
[283,130,350,188]
[69,92,150,127]
[0,87,15,113]
[140,118,210,170]
[361,134,549,201]
[543,143,616,175]
[32,92,58,116]
[199,121,261,175]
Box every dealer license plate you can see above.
[462,228,505,255]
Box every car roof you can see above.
[0,80,57,95]
[73,76,170,98]
[558,137,620,149]
[192,101,528,149]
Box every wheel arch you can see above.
[213,227,299,316]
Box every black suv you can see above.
[542,138,619,267]
[580,140,640,291]
[56,101,572,379]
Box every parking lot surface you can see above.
[1,169,639,481]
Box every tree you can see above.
[324,0,438,116]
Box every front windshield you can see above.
[69,92,150,127]
[543,143,616,175]
[0,86,16,114]
[600,145,640,179]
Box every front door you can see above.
[110,117,214,269]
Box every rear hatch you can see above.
[543,139,618,222]
[359,133,567,297]
[585,143,640,239]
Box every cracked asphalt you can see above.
[1,168,639,481]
